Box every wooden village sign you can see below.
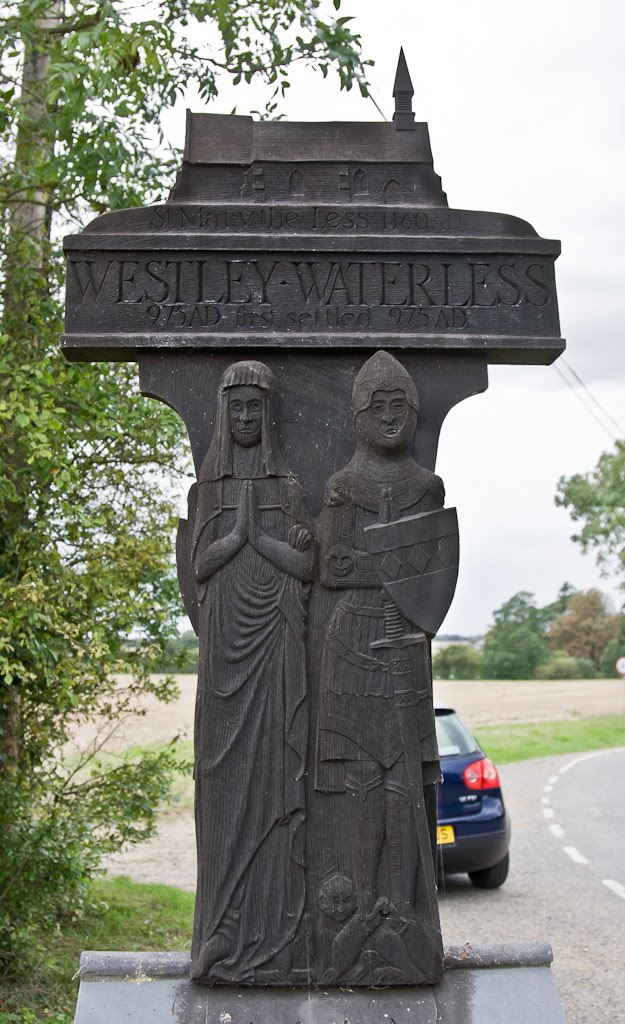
[64,52,567,1022]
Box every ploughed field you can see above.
[70,675,625,754]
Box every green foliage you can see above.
[432,643,483,680]
[600,636,625,678]
[0,876,194,1022]
[0,0,369,981]
[545,588,621,669]
[534,654,582,680]
[575,657,599,679]
[0,743,182,977]
[557,440,625,586]
[481,586,622,679]
[537,581,577,628]
[476,715,625,765]
[0,293,188,970]
[0,0,370,222]
[482,591,547,679]
[534,653,599,680]
[160,629,200,673]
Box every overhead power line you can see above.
[559,357,625,437]
[553,358,624,443]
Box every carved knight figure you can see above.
[315,350,444,983]
[189,360,315,985]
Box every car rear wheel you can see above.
[468,853,509,889]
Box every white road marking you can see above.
[545,750,625,901]
[559,747,625,775]
[602,879,625,902]
[562,845,589,865]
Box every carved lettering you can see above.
[496,264,522,305]
[469,263,496,307]
[69,259,119,301]
[409,264,436,305]
[226,262,252,304]
[236,307,276,329]
[382,263,407,306]
[145,205,463,233]
[295,262,354,304]
[146,302,221,329]
[67,255,555,336]
[144,260,169,303]
[524,263,550,305]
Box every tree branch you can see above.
[43,9,104,37]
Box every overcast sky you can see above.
[163,0,625,634]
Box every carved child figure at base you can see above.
[317,873,423,985]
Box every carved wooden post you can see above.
[63,55,562,990]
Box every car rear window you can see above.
[435,712,479,757]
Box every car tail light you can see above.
[463,757,500,790]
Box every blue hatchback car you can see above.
[435,705,510,888]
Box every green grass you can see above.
[475,714,625,764]
[0,876,194,1024]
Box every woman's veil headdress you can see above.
[199,360,288,480]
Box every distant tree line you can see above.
[165,585,625,681]
[433,585,625,680]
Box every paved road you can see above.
[103,748,625,1023]
[439,748,625,1024]
[547,748,625,884]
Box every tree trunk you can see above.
[1,2,62,769]
[11,1,62,259]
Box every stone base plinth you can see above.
[74,944,567,1024]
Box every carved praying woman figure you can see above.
[189,360,315,985]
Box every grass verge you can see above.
[0,876,194,1024]
[475,714,625,764]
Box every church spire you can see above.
[393,48,415,130]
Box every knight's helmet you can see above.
[352,350,419,415]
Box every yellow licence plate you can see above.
[437,825,456,845]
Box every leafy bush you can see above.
[432,644,483,680]
[161,630,200,673]
[535,655,583,680]
[575,657,598,679]
[0,876,194,1022]
[599,637,625,678]
[0,743,180,975]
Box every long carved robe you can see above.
[191,447,309,983]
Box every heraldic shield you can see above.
[364,507,459,637]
